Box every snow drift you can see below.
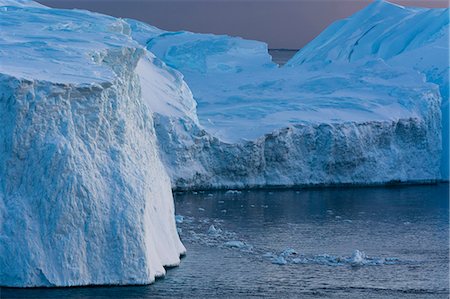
[0,1,185,287]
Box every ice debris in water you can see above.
[349,250,366,266]
[224,240,253,251]
[271,256,287,265]
[281,248,298,257]
[175,215,184,224]
[225,190,242,195]
[290,250,398,267]
[207,225,222,236]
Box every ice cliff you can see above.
[129,1,445,190]
[0,1,185,287]
[287,0,449,179]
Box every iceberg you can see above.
[287,0,449,179]
[127,2,444,190]
[0,1,185,287]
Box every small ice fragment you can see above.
[343,219,352,223]
[268,192,274,195]
[384,257,400,265]
[176,227,182,234]
[403,221,411,225]
[250,204,255,207]
[207,224,222,235]
[193,191,198,195]
[225,241,246,248]
[281,248,298,257]
[335,216,342,219]
[225,190,242,195]
[295,191,300,194]
[349,250,366,266]
[198,208,205,211]
[221,209,227,213]
[271,256,287,265]
[261,205,269,208]
[208,193,213,197]
[292,257,307,264]
[175,215,184,223]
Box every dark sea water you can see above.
[269,49,298,65]
[2,184,449,299]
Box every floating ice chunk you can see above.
[384,257,401,265]
[207,225,222,236]
[175,215,184,224]
[224,241,245,248]
[225,190,242,195]
[198,208,205,211]
[349,250,367,266]
[343,219,353,223]
[281,248,298,257]
[271,256,287,265]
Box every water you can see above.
[2,184,448,298]
[269,49,298,65]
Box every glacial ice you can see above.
[0,0,185,287]
[287,0,449,179]
[129,1,444,190]
[0,0,446,288]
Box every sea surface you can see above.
[269,49,298,65]
[2,184,449,299]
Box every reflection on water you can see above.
[3,184,449,298]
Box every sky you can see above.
[37,0,449,49]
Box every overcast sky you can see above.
[37,0,449,49]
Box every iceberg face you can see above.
[0,2,185,287]
[128,4,444,189]
[287,0,449,179]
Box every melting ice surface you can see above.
[5,184,448,298]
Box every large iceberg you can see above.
[0,1,185,287]
[287,0,449,179]
[127,1,445,190]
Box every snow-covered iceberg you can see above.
[287,0,449,179]
[0,1,185,287]
[128,1,445,190]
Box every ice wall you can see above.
[0,1,185,287]
[287,0,449,179]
